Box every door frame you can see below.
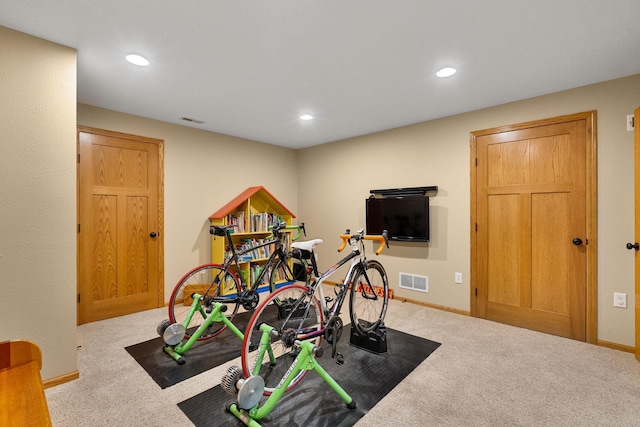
[470,111,597,344]
[634,106,640,361]
[76,126,165,324]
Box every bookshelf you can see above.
[208,186,295,292]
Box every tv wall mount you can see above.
[369,186,438,198]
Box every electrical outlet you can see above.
[614,292,627,308]
[627,114,635,132]
[454,272,463,284]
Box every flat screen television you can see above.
[366,196,430,242]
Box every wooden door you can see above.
[634,106,640,362]
[471,112,596,342]
[77,127,164,324]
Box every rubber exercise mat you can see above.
[178,327,440,426]
[125,311,253,389]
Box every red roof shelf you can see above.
[209,186,295,220]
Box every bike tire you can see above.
[349,260,389,335]
[241,284,323,395]
[168,264,241,341]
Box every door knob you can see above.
[572,238,583,246]
[626,242,639,250]
[150,232,157,238]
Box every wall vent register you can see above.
[399,272,429,293]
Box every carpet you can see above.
[125,311,252,389]
[178,327,440,426]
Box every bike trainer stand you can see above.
[157,301,244,365]
[349,321,388,354]
[222,324,356,427]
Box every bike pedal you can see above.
[335,353,344,365]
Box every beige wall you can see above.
[77,105,299,300]
[0,27,78,380]
[297,74,640,347]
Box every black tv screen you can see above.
[366,196,430,242]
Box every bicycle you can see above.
[157,222,308,363]
[240,228,389,394]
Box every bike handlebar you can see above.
[337,229,389,255]
[210,222,306,241]
[289,222,306,241]
[267,222,306,241]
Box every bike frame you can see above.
[211,224,301,299]
[221,235,280,295]
[295,248,363,341]
[291,231,385,343]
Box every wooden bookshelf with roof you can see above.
[208,186,295,292]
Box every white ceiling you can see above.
[2,1,639,149]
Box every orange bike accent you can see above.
[338,234,387,255]
[337,235,349,252]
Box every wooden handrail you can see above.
[0,339,43,370]
[0,340,52,426]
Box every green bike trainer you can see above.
[159,299,244,365]
[222,323,356,427]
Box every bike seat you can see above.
[291,239,323,260]
[291,239,323,253]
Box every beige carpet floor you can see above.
[45,298,640,426]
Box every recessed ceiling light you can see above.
[436,67,456,78]
[125,54,150,67]
[300,114,314,121]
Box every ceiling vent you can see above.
[180,117,205,124]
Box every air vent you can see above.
[399,273,428,293]
[180,117,205,124]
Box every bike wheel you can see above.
[168,264,241,341]
[268,256,308,294]
[241,284,323,395]
[349,260,389,335]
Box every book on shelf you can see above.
[250,265,268,286]
[224,234,284,263]
[228,210,246,233]
[225,242,253,262]
[249,212,284,232]
[240,238,274,260]
[281,233,290,251]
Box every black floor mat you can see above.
[178,327,440,426]
[125,311,252,389]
